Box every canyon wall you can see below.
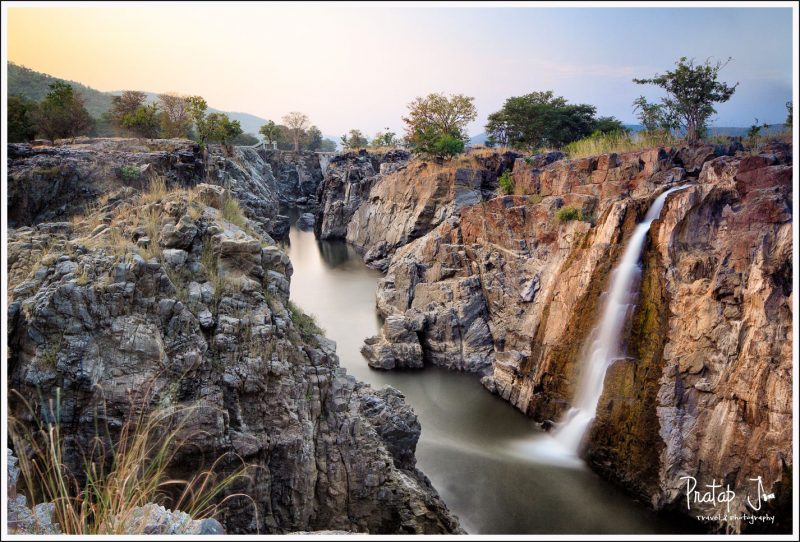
[5,139,462,534]
[347,142,792,530]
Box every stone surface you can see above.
[6,149,462,535]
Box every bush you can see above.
[556,206,583,222]
[428,133,464,158]
[498,171,514,194]
[119,165,141,182]
[288,301,324,341]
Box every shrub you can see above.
[427,133,464,158]
[288,301,324,341]
[498,171,514,194]
[119,165,141,182]
[556,206,583,222]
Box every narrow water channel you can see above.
[283,220,676,534]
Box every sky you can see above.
[6,4,795,138]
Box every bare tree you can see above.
[282,111,309,152]
[158,93,190,138]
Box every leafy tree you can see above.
[371,127,398,147]
[305,125,323,151]
[341,129,368,149]
[282,111,309,151]
[186,96,210,145]
[231,132,259,146]
[403,93,476,153]
[157,93,190,138]
[33,81,92,141]
[319,138,337,152]
[205,113,243,145]
[592,116,627,135]
[121,103,161,138]
[634,56,738,144]
[786,101,793,128]
[110,90,147,131]
[8,95,38,142]
[259,120,280,147]
[746,117,770,145]
[632,96,676,134]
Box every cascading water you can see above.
[554,186,688,453]
[319,153,333,176]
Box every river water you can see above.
[283,221,675,534]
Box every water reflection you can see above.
[282,219,677,534]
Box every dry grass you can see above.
[9,389,252,535]
[564,131,678,159]
[140,175,168,205]
[221,195,247,230]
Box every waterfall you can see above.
[554,186,687,453]
[319,153,333,176]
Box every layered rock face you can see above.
[367,142,792,529]
[260,149,325,207]
[314,149,410,241]
[343,151,518,270]
[7,171,461,532]
[7,138,204,227]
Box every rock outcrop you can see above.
[365,142,792,530]
[260,149,325,207]
[344,151,518,270]
[6,148,462,533]
[315,149,410,241]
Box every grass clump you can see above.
[140,175,168,205]
[221,195,247,230]
[498,171,514,195]
[8,389,251,535]
[288,301,324,341]
[563,130,677,159]
[556,206,584,223]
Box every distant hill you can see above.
[8,63,276,138]
[9,63,113,117]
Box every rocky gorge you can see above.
[5,135,794,534]
[6,138,461,534]
[312,140,794,532]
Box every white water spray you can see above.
[319,153,333,176]
[554,186,687,453]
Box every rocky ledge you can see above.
[6,177,462,534]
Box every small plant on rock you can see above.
[556,206,584,223]
[498,171,515,195]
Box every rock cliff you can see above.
[6,141,462,534]
[365,142,792,530]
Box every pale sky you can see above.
[6,4,795,137]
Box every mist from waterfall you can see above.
[554,186,688,453]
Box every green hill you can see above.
[8,62,113,118]
[8,63,273,136]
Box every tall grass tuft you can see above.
[9,389,252,535]
[564,131,677,159]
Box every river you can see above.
[283,220,677,534]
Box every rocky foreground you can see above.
[314,141,793,532]
[6,139,461,534]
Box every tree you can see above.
[205,113,243,145]
[121,103,161,138]
[592,116,627,135]
[282,111,309,151]
[484,91,598,150]
[186,95,210,146]
[158,93,190,138]
[110,90,147,131]
[305,125,323,151]
[634,56,738,144]
[259,120,280,147]
[8,95,38,142]
[403,93,477,153]
[632,96,676,134]
[341,129,368,149]
[371,127,398,147]
[786,101,793,128]
[33,81,92,141]
[746,117,769,145]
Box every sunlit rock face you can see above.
[365,141,792,530]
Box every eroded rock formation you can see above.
[364,142,792,530]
